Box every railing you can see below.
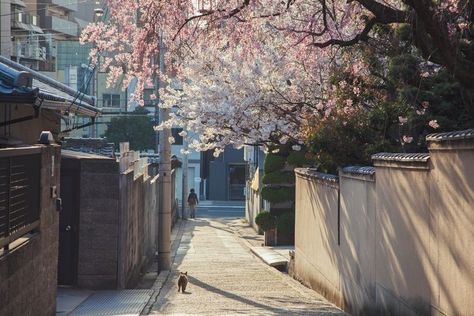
[12,12,40,26]
[13,41,43,60]
[0,148,41,251]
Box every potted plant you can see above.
[255,211,277,246]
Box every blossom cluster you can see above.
[80,0,467,152]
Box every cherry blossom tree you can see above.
[80,0,473,151]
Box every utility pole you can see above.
[181,135,188,219]
[157,34,171,271]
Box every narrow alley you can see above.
[144,215,345,315]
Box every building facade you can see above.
[201,146,246,201]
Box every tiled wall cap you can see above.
[295,168,339,182]
[371,152,430,162]
[426,129,474,142]
[341,166,376,175]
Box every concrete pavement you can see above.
[144,218,346,315]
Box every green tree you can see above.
[104,108,155,151]
[307,23,474,174]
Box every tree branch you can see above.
[312,17,377,48]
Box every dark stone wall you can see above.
[76,158,120,289]
[0,145,61,316]
[64,155,157,290]
[118,170,159,288]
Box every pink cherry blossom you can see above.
[402,135,413,144]
[79,0,468,150]
[428,120,440,129]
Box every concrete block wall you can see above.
[70,153,159,289]
[119,170,159,288]
[293,129,474,316]
[0,145,60,316]
[77,158,120,289]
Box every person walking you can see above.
[187,189,199,219]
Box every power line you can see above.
[0,0,96,17]
[0,0,99,3]
[67,4,108,130]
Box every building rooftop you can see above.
[0,56,100,117]
[61,149,114,160]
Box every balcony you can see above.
[11,12,43,33]
[50,0,77,12]
[43,15,78,37]
[12,41,44,60]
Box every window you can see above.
[171,128,184,145]
[102,93,120,108]
[143,89,158,107]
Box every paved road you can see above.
[194,205,245,218]
[145,210,345,315]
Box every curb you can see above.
[250,246,288,268]
[140,220,186,315]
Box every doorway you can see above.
[58,159,80,285]
[228,164,246,200]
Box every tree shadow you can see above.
[294,148,473,316]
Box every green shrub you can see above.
[264,154,286,173]
[261,186,295,204]
[255,211,277,231]
[262,171,295,185]
[287,151,311,166]
[277,212,295,236]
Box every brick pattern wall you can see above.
[73,156,159,290]
[76,158,120,289]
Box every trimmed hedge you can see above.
[262,171,295,185]
[287,151,311,166]
[261,186,295,204]
[255,211,277,231]
[276,211,295,236]
[264,154,287,174]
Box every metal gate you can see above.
[0,152,41,250]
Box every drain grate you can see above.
[70,289,153,316]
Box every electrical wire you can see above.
[0,0,95,17]
[66,5,108,130]
[0,0,100,4]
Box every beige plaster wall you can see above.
[339,172,376,314]
[294,136,474,316]
[245,183,262,232]
[373,162,432,315]
[428,140,474,316]
[294,171,341,306]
